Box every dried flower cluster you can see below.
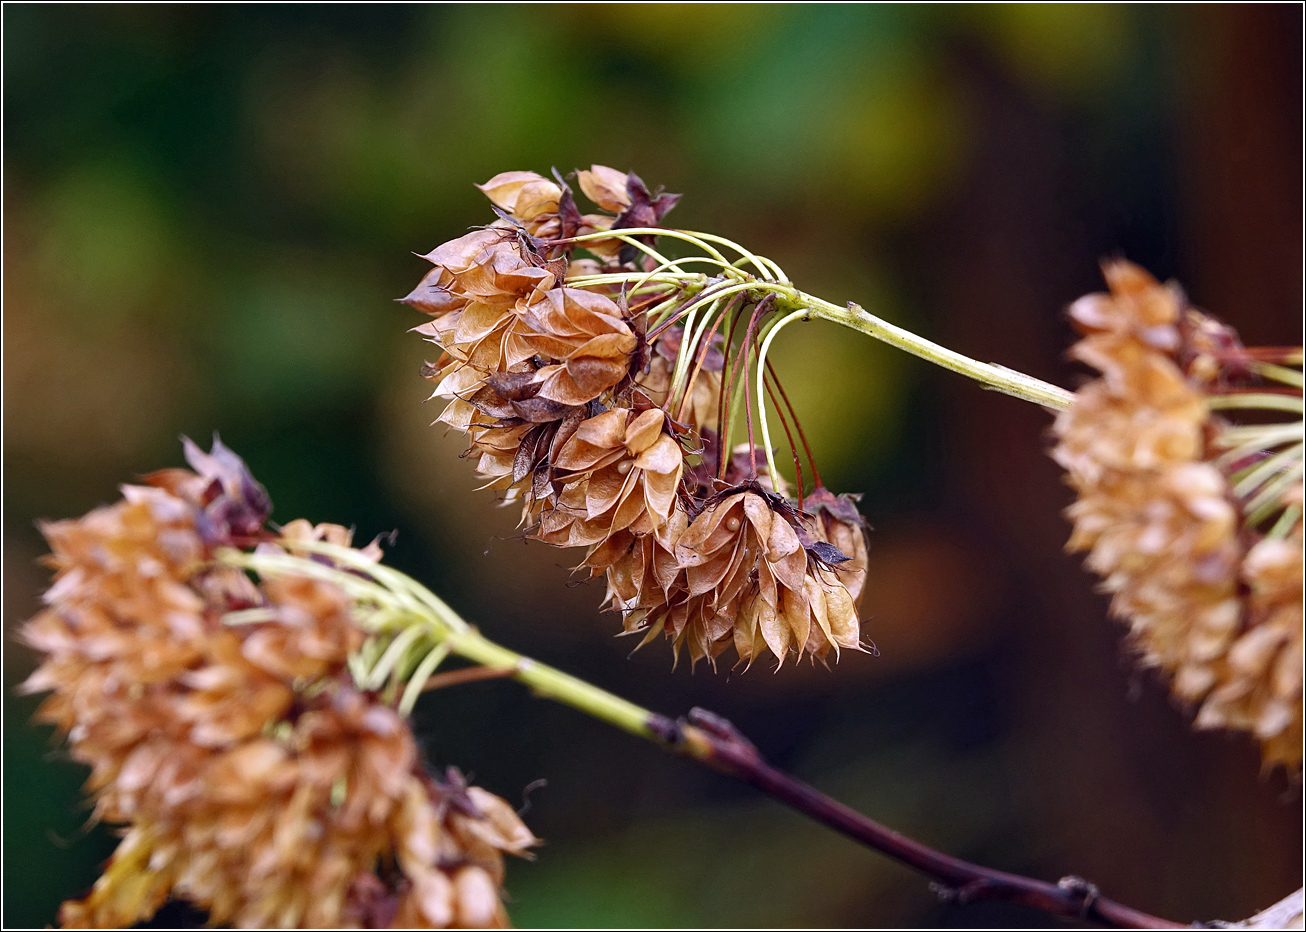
[21,439,536,928]
[1052,261,1304,768]
[405,166,869,667]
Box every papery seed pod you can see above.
[572,211,625,263]
[1052,260,1304,769]
[517,288,638,405]
[535,407,684,546]
[477,171,562,224]
[666,489,863,666]
[1177,305,1249,387]
[1195,492,1303,766]
[576,165,632,214]
[610,171,681,232]
[573,164,683,264]
[482,169,608,249]
[409,231,556,420]
[145,434,273,543]
[391,770,537,929]
[405,229,553,323]
[804,487,870,604]
[587,514,688,613]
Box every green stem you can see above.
[218,542,1183,929]
[1207,393,1304,414]
[1268,504,1302,540]
[787,292,1074,410]
[443,628,657,740]
[568,260,1073,409]
[222,544,659,741]
[755,309,809,486]
[1232,441,1304,499]
[1252,361,1305,389]
[667,306,703,405]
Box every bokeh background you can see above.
[4,4,1302,927]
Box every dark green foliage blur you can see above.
[4,4,1301,928]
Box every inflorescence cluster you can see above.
[21,440,536,928]
[1052,261,1304,768]
[402,166,869,668]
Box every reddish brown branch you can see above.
[647,707,1185,929]
[764,358,823,490]
[1241,346,1304,363]
[762,372,806,508]
[419,665,518,693]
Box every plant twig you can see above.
[448,632,1184,928]
[801,296,1075,410]
[231,544,1189,929]
[419,664,518,693]
[657,707,1185,929]
[575,241,1077,411]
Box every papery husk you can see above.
[534,407,684,546]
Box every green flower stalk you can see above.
[402,166,1072,670]
[221,537,1186,930]
[221,541,656,736]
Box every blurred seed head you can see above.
[1052,261,1303,769]
[22,439,537,928]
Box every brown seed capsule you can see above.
[536,408,684,546]
[1194,498,1303,766]
[665,490,863,666]
[804,487,870,604]
[477,171,562,223]
[517,288,637,405]
[576,165,632,214]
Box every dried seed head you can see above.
[1052,260,1303,768]
[23,439,537,927]
[405,167,869,671]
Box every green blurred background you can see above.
[4,4,1301,927]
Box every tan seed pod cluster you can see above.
[1201,503,1304,766]
[1051,261,1304,768]
[405,166,870,667]
[21,439,536,928]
